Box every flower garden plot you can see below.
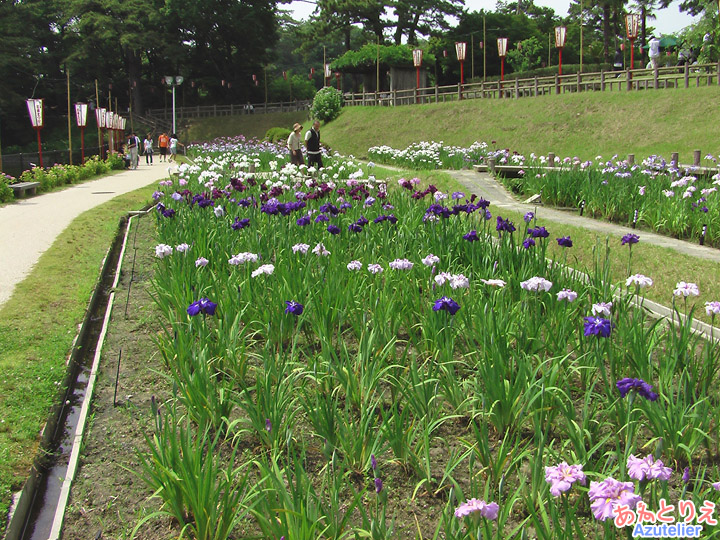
[125,140,720,539]
[501,153,720,248]
[368,141,495,170]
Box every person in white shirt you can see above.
[287,123,304,166]
[143,134,153,165]
[649,36,661,69]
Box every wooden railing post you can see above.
[694,150,701,167]
[435,84,439,103]
[458,83,462,100]
[684,64,689,88]
[626,70,632,91]
[555,74,560,94]
[654,66,659,89]
[392,89,397,106]
[600,70,605,91]
[514,78,519,99]
[627,154,635,165]
[576,72,580,93]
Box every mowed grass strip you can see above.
[323,86,720,162]
[380,168,720,323]
[0,185,155,534]
[184,110,310,142]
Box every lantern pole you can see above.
[413,49,423,104]
[26,99,44,168]
[497,38,508,81]
[555,27,567,76]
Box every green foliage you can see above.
[311,87,343,122]
[265,127,292,143]
[11,156,122,197]
[506,37,544,73]
[332,44,435,72]
[0,175,13,203]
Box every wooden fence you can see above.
[342,62,720,106]
[146,99,313,121]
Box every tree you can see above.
[391,0,464,44]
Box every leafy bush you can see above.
[0,174,14,203]
[265,127,292,143]
[311,87,343,123]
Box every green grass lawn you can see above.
[0,185,155,535]
[323,86,720,162]
[184,110,310,142]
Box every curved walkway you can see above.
[450,169,720,263]
[0,164,169,307]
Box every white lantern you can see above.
[74,102,88,127]
[26,99,44,128]
[555,26,567,48]
[497,38,508,57]
[625,13,640,40]
[412,49,423,67]
[455,42,467,62]
[96,107,106,128]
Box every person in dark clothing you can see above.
[304,120,323,170]
[613,48,623,71]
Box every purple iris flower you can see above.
[327,224,341,235]
[496,216,516,234]
[433,296,460,315]
[187,298,217,317]
[348,223,363,233]
[621,233,640,245]
[296,215,311,226]
[161,208,176,218]
[231,217,250,230]
[523,237,536,249]
[524,211,534,223]
[315,214,330,223]
[374,478,383,493]
[463,230,479,242]
[557,236,573,247]
[284,300,304,315]
[357,215,369,226]
[616,377,658,401]
[528,226,549,238]
[583,316,613,337]
[265,418,272,432]
[371,455,378,470]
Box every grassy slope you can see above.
[184,110,310,142]
[322,86,720,161]
[0,185,155,533]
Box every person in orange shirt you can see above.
[158,132,169,162]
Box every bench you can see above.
[10,182,40,198]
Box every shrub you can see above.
[310,87,343,122]
[265,127,292,143]
[0,174,14,203]
[106,152,124,170]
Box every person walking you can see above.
[158,132,169,162]
[127,131,139,169]
[613,48,623,72]
[305,120,323,170]
[168,133,183,162]
[649,35,661,69]
[287,123,304,166]
[143,133,154,165]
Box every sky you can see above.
[286,0,700,36]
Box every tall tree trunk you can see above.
[127,49,144,116]
[602,2,611,61]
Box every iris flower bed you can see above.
[141,141,720,539]
[367,140,496,170]
[502,153,720,247]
